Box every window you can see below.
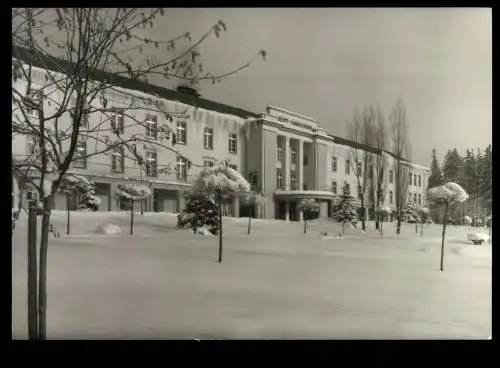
[418,194,422,206]
[357,162,362,175]
[291,146,297,164]
[414,193,417,204]
[276,168,283,189]
[303,156,308,166]
[81,107,89,128]
[229,164,238,171]
[203,160,214,168]
[332,156,337,172]
[73,140,87,169]
[277,137,284,162]
[145,114,158,139]
[414,174,417,186]
[176,156,187,180]
[27,137,38,156]
[389,190,393,205]
[26,89,41,119]
[418,175,422,188]
[332,181,337,195]
[345,159,350,175]
[345,181,350,193]
[27,191,38,201]
[409,173,412,186]
[291,171,297,190]
[390,170,394,184]
[176,122,187,145]
[111,109,124,135]
[145,151,158,177]
[229,133,237,154]
[203,128,213,149]
[249,172,259,191]
[111,147,125,173]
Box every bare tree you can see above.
[373,105,387,231]
[12,8,265,340]
[347,106,374,231]
[389,96,411,235]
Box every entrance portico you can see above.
[274,190,336,222]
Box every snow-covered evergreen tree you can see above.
[180,193,219,235]
[332,182,358,233]
[428,148,444,189]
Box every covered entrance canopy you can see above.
[274,190,337,221]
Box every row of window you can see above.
[276,168,299,190]
[329,180,423,206]
[122,114,239,154]
[72,140,238,180]
[408,172,423,187]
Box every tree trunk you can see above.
[396,210,402,235]
[342,222,345,234]
[304,219,307,234]
[37,201,51,339]
[66,192,71,235]
[360,198,366,231]
[380,220,383,236]
[415,223,418,234]
[140,200,144,216]
[27,204,39,340]
[218,201,223,263]
[420,222,424,237]
[440,202,449,272]
[247,215,251,235]
[130,200,134,236]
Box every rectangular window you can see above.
[345,182,350,193]
[332,181,337,195]
[291,146,296,164]
[357,162,362,175]
[145,114,158,139]
[27,89,41,120]
[414,193,417,204]
[390,170,394,184]
[176,156,188,181]
[418,194,422,205]
[277,136,284,162]
[111,147,125,173]
[203,160,214,168]
[73,140,87,169]
[249,172,259,192]
[414,174,417,186]
[276,168,283,189]
[145,151,158,177]
[203,128,213,149]
[389,190,393,205]
[176,122,187,145]
[409,173,412,186]
[111,109,124,135]
[81,107,89,128]
[345,159,350,175]
[291,171,297,190]
[418,175,422,188]
[303,156,308,166]
[27,190,38,201]
[229,133,238,154]
[332,156,337,172]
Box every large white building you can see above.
[12,47,430,221]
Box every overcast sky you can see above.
[142,8,491,166]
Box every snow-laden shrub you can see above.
[94,223,122,235]
[191,164,250,199]
[116,183,151,201]
[428,182,469,204]
[464,216,472,226]
[179,193,219,234]
[299,199,320,221]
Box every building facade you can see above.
[12,53,430,221]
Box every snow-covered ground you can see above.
[12,211,491,339]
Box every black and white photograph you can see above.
[11,8,491,340]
